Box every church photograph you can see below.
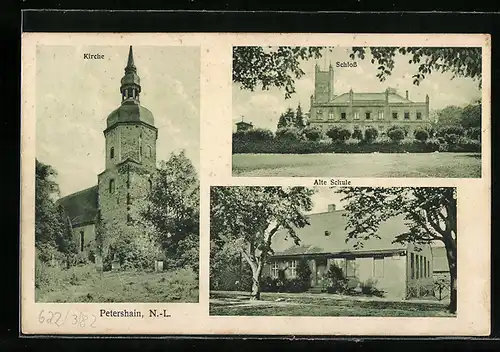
[232,46,483,178]
[34,45,200,303]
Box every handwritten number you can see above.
[90,315,96,328]
[38,310,45,324]
[72,314,78,325]
[46,311,53,324]
[53,312,62,327]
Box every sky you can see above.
[308,187,345,214]
[36,45,200,197]
[232,46,482,131]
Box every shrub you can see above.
[438,125,465,138]
[444,133,460,145]
[360,279,385,298]
[425,139,440,152]
[345,138,360,146]
[303,126,323,142]
[325,263,348,294]
[296,258,312,291]
[414,129,429,142]
[326,127,351,142]
[284,278,308,293]
[245,128,274,141]
[363,127,379,143]
[467,127,481,141]
[337,128,352,142]
[352,129,363,140]
[387,127,405,142]
[162,267,198,301]
[275,127,304,141]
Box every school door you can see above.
[314,258,328,287]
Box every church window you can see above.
[80,231,85,252]
[404,112,410,120]
[110,147,115,159]
[340,112,346,120]
[109,179,115,194]
[416,112,422,120]
[392,112,398,120]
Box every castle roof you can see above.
[331,91,412,104]
[57,185,98,227]
[270,209,409,257]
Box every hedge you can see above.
[233,138,480,154]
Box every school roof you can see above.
[271,209,409,257]
[56,185,98,227]
[431,246,450,273]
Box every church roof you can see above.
[106,101,155,129]
[330,92,413,104]
[271,209,409,257]
[57,185,98,227]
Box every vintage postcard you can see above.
[21,33,490,336]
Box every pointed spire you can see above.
[125,46,136,72]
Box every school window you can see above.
[80,231,85,252]
[289,260,297,278]
[404,112,410,120]
[271,262,279,278]
[346,258,356,277]
[392,112,398,120]
[109,179,115,194]
[110,147,115,159]
[410,253,415,279]
[340,112,347,120]
[328,112,335,120]
[378,111,384,120]
[416,255,420,279]
[416,112,422,120]
[373,256,384,278]
[353,111,360,120]
[365,112,371,120]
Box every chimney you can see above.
[328,204,336,212]
[406,90,409,99]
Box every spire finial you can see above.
[125,46,136,72]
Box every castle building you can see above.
[57,46,157,255]
[308,64,431,135]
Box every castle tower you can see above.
[313,62,335,104]
[97,46,158,227]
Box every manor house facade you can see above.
[308,64,431,135]
[57,46,157,257]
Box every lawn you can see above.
[35,264,199,303]
[232,152,481,178]
[209,291,455,317]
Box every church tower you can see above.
[97,46,158,227]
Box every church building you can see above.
[308,63,431,135]
[57,46,157,256]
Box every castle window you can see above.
[392,112,398,120]
[110,147,115,159]
[365,112,371,120]
[340,112,346,120]
[404,112,410,120]
[80,231,85,252]
[353,111,359,120]
[378,111,384,120]
[416,112,422,120]
[148,146,152,158]
[109,179,115,194]
[328,112,334,120]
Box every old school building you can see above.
[308,64,432,135]
[264,204,437,299]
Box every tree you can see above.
[303,126,323,142]
[437,106,464,127]
[295,103,307,129]
[387,127,405,142]
[275,127,304,142]
[276,107,296,130]
[210,186,315,300]
[141,150,200,272]
[364,127,379,143]
[349,47,482,88]
[336,187,457,313]
[460,100,481,130]
[233,46,327,99]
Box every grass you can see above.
[232,152,481,178]
[35,264,199,303]
[209,291,455,317]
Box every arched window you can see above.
[110,147,115,159]
[109,179,115,193]
[148,146,152,158]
